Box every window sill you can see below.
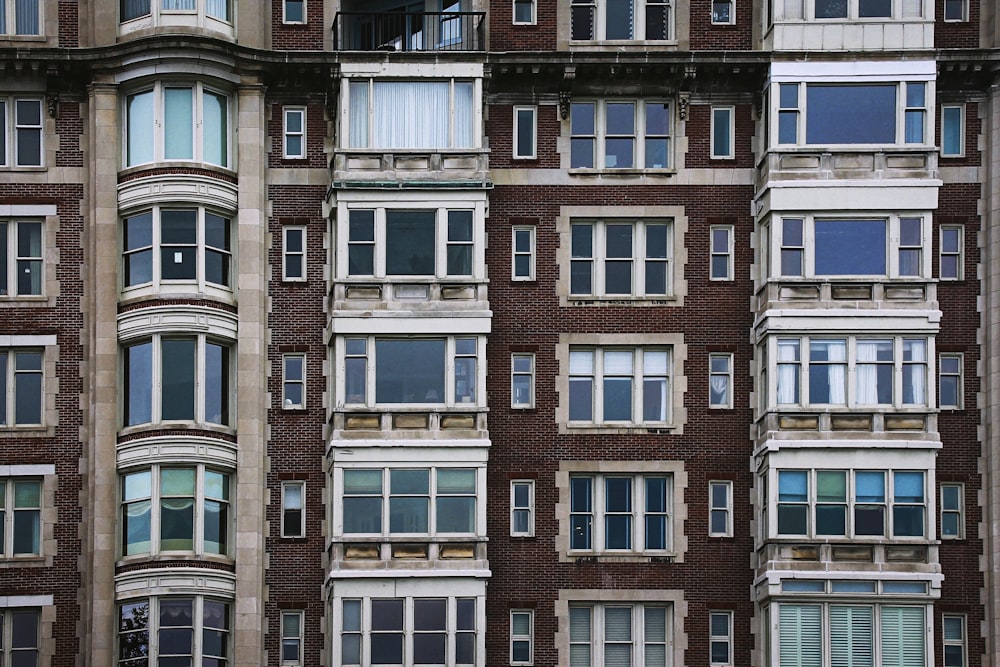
[564,423,674,435]
[569,168,676,176]
[280,406,308,413]
[0,425,47,434]
[0,166,46,172]
[567,552,677,563]
[569,40,678,47]
[0,35,45,42]
[116,552,235,567]
[118,422,237,440]
[0,555,44,564]
[565,295,677,306]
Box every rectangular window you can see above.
[944,0,966,20]
[569,473,670,553]
[0,0,39,34]
[941,105,964,157]
[282,354,305,409]
[513,106,537,159]
[281,481,305,538]
[710,611,733,665]
[709,353,733,408]
[0,220,42,296]
[570,220,672,297]
[283,226,306,281]
[709,480,732,537]
[940,483,963,539]
[0,478,41,556]
[571,101,671,170]
[284,0,305,23]
[940,225,963,280]
[341,467,478,536]
[568,603,670,667]
[939,354,962,409]
[511,609,533,665]
[511,480,534,537]
[512,353,535,408]
[118,597,230,667]
[775,468,925,538]
[569,346,671,425]
[0,608,39,664]
[512,226,535,280]
[513,0,535,23]
[712,0,734,22]
[570,0,673,40]
[281,611,304,665]
[943,615,966,667]
[283,107,306,159]
[711,106,734,158]
[0,349,42,426]
[340,597,477,667]
[347,79,475,150]
[776,81,929,146]
[11,99,41,167]
[710,225,733,280]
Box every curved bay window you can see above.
[118,596,230,667]
[124,82,230,168]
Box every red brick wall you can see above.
[267,102,329,169]
[489,0,559,50]
[688,0,753,50]
[935,0,980,49]
[272,0,327,50]
[684,102,756,169]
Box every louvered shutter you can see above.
[779,604,822,667]
[880,606,925,667]
[830,605,873,667]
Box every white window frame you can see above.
[513,106,537,160]
[0,348,43,426]
[0,608,40,664]
[708,480,733,537]
[710,225,733,281]
[512,0,536,24]
[119,464,232,557]
[939,224,963,280]
[711,0,735,23]
[771,214,930,280]
[568,346,672,426]
[283,0,306,23]
[123,81,231,168]
[941,104,964,157]
[120,0,232,25]
[511,353,535,409]
[939,353,962,410]
[569,219,673,298]
[512,226,536,281]
[0,478,41,556]
[282,226,306,282]
[117,596,231,667]
[510,609,534,665]
[569,473,672,554]
[710,106,735,158]
[943,615,967,667]
[940,482,964,540]
[569,0,674,40]
[0,99,44,167]
[0,0,40,35]
[0,220,43,297]
[567,602,672,666]
[281,481,306,538]
[511,480,535,537]
[570,100,672,170]
[709,611,733,666]
[943,0,967,21]
[281,610,305,665]
[283,107,306,159]
[709,353,733,409]
[282,354,306,409]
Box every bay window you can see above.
[569,473,671,553]
[338,336,483,408]
[570,0,673,41]
[121,0,232,23]
[123,334,232,427]
[568,346,671,425]
[347,79,476,150]
[120,464,230,557]
[569,219,672,297]
[571,100,671,169]
[118,597,230,667]
[125,82,230,167]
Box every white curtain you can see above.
[162,0,195,9]
[855,341,879,404]
[163,87,193,160]
[121,0,150,21]
[206,0,228,20]
[373,82,449,149]
[776,340,799,404]
[453,82,474,148]
[827,341,847,405]
[15,0,38,34]
[348,82,369,148]
[711,375,729,406]
[904,340,926,405]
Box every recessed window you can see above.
[776,81,928,146]
[0,220,42,296]
[939,354,962,409]
[0,349,42,426]
[571,101,671,169]
[710,225,733,281]
[939,225,963,280]
[771,335,928,408]
[813,0,891,18]
[281,481,305,538]
[570,0,673,40]
[283,354,305,409]
[709,480,732,537]
[121,0,232,23]
[510,609,533,665]
[338,336,482,408]
[513,0,535,23]
[943,0,967,21]
[513,106,536,159]
[774,215,926,279]
[283,0,305,23]
[710,611,733,665]
[941,104,964,157]
[122,207,232,292]
[0,479,41,556]
[0,99,43,167]
[340,597,477,667]
[570,219,672,297]
[125,82,230,167]
[711,106,734,158]
[282,226,306,281]
[0,609,39,664]
[283,107,306,159]
[347,79,476,150]
[281,611,304,665]
[118,597,230,666]
[775,468,926,538]
[940,483,964,539]
[570,473,671,553]
[943,615,966,667]
[512,353,535,408]
[120,465,230,556]
[569,603,670,666]
[0,0,39,34]
[512,226,535,280]
[511,480,534,537]
[123,335,232,427]
[709,353,733,408]
[569,346,671,425]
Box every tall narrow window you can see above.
[711,106,734,158]
[940,225,963,280]
[283,226,306,281]
[710,225,733,281]
[282,354,305,409]
[780,218,804,276]
[447,211,474,276]
[941,105,964,157]
[512,353,535,408]
[940,354,962,409]
[709,480,732,537]
[710,611,733,665]
[13,100,42,167]
[905,83,927,144]
[281,612,304,665]
[777,84,799,145]
[0,478,41,555]
[709,353,733,408]
[511,610,534,665]
[283,107,306,159]
[282,481,305,538]
[0,609,39,665]
[898,217,922,276]
[941,483,964,539]
[513,106,537,159]
[943,615,966,667]
[512,226,535,280]
[0,221,43,296]
[0,349,43,426]
[511,480,534,537]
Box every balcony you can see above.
[333,11,485,52]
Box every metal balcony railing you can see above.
[333,11,486,51]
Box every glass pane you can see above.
[806,85,896,144]
[569,378,593,421]
[778,471,807,501]
[603,377,632,421]
[371,599,403,630]
[203,91,228,166]
[777,505,807,534]
[414,599,446,631]
[854,506,885,535]
[342,600,361,632]
[942,485,961,510]
[436,496,475,532]
[892,506,924,536]
[894,471,924,502]
[389,497,428,533]
[127,91,154,165]
[713,108,731,156]
[571,103,595,135]
[855,471,885,502]
[375,339,445,403]
[413,634,446,664]
[125,342,152,425]
[814,220,886,275]
[604,0,633,38]
[385,211,435,275]
[816,471,846,502]
[942,107,963,155]
[163,88,194,160]
[371,634,403,664]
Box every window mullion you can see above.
[634,475,643,551]
[194,465,205,555]
[436,208,446,279]
[635,223,645,297]
[633,355,642,423]
[445,338,455,406]
[594,475,605,550]
[374,210,386,279]
[366,336,376,407]
[594,350,605,423]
